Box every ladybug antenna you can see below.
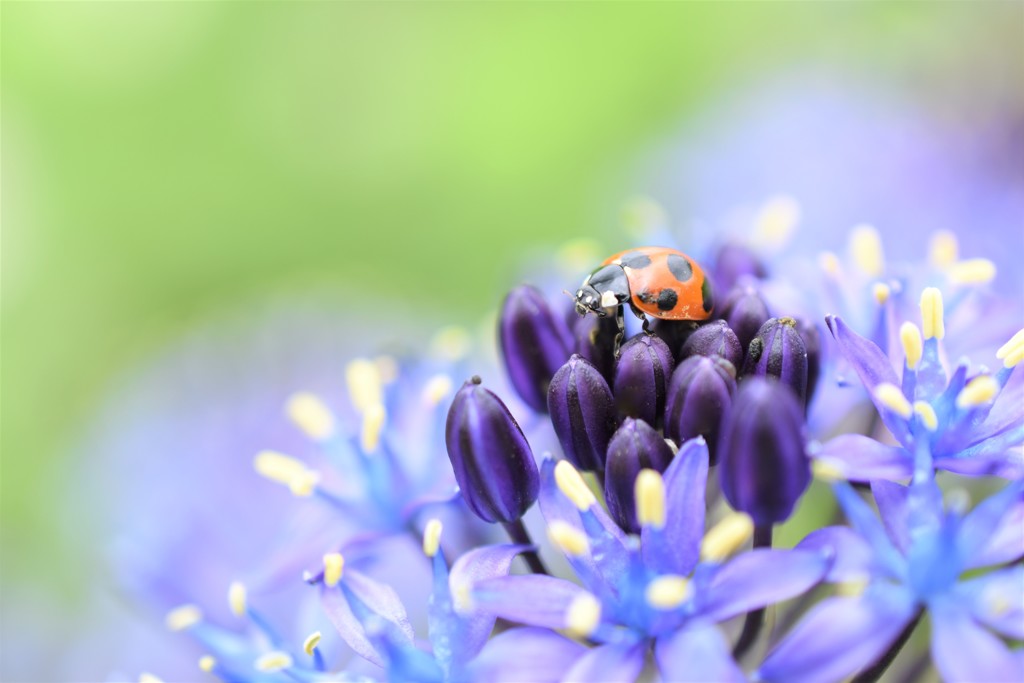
[562,289,574,299]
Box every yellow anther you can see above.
[452,580,475,615]
[253,451,319,497]
[228,581,247,617]
[634,469,666,530]
[752,195,800,249]
[872,283,891,305]
[849,224,885,277]
[700,512,754,563]
[360,402,386,453]
[554,460,596,511]
[645,575,691,610]
[928,230,959,270]
[165,604,202,632]
[988,595,1011,618]
[900,322,923,370]
[812,458,845,483]
[547,521,589,557]
[837,573,869,597]
[198,656,216,673]
[622,196,669,238]
[920,287,945,340]
[1005,346,1024,370]
[323,553,344,588]
[285,392,336,441]
[303,631,322,656]
[431,326,473,362]
[997,329,1024,368]
[345,358,383,414]
[423,518,443,558]
[255,651,294,672]
[874,383,913,419]
[422,374,453,407]
[565,592,602,637]
[948,259,996,286]
[375,355,399,385]
[818,251,841,278]
[956,375,999,409]
[139,674,164,683]
[913,402,938,432]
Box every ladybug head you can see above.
[574,284,606,316]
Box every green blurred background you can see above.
[1,1,1017,610]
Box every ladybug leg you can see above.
[629,303,652,335]
[613,305,625,359]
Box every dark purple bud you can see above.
[741,317,809,410]
[680,320,743,369]
[499,285,572,412]
[664,356,736,463]
[604,418,675,533]
[719,285,771,357]
[571,314,617,383]
[445,377,539,523]
[713,242,768,294]
[718,378,809,526]
[650,319,700,361]
[612,334,674,428]
[547,355,618,473]
[792,319,821,406]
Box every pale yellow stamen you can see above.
[360,402,386,453]
[837,573,869,597]
[811,458,845,483]
[645,575,691,610]
[913,402,938,432]
[565,592,602,637]
[928,230,959,269]
[253,450,319,497]
[987,595,1012,618]
[452,580,474,615]
[423,518,443,558]
[165,604,202,632]
[900,322,923,370]
[1005,346,1024,370]
[818,251,841,278]
[375,355,399,385]
[752,195,800,249]
[228,581,247,617]
[920,287,945,340]
[872,283,891,305]
[422,374,453,407]
[997,329,1024,369]
[554,460,595,511]
[547,520,589,557]
[198,656,216,673]
[849,224,885,277]
[956,376,999,409]
[874,383,913,419]
[285,392,336,441]
[346,358,383,414]
[431,326,473,362]
[323,553,344,588]
[634,469,666,530]
[700,512,754,563]
[139,674,164,683]
[255,651,294,672]
[948,259,996,286]
[303,631,322,657]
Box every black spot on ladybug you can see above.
[637,290,655,304]
[657,288,678,311]
[620,252,653,270]
[666,254,693,282]
[701,277,714,313]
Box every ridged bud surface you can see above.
[741,317,809,410]
[612,334,674,428]
[571,314,618,383]
[680,320,743,369]
[604,418,675,533]
[718,378,809,526]
[445,377,539,523]
[499,285,572,413]
[547,355,618,473]
[664,356,736,463]
[719,286,771,358]
[794,318,821,406]
[713,243,767,294]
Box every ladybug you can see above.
[574,247,714,351]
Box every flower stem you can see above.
[732,524,773,659]
[851,610,924,683]
[502,519,550,575]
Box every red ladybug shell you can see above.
[604,247,714,321]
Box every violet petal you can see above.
[655,621,746,683]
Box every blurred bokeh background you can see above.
[3,3,1021,680]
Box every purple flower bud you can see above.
[719,285,771,357]
[664,356,736,463]
[718,378,809,526]
[499,285,572,413]
[741,317,809,410]
[571,314,617,383]
[680,320,743,369]
[794,318,821,406]
[713,242,767,293]
[650,319,700,361]
[612,334,674,428]
[604,418,675,533]
[547,355,618,473]
[445,377,539,523]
